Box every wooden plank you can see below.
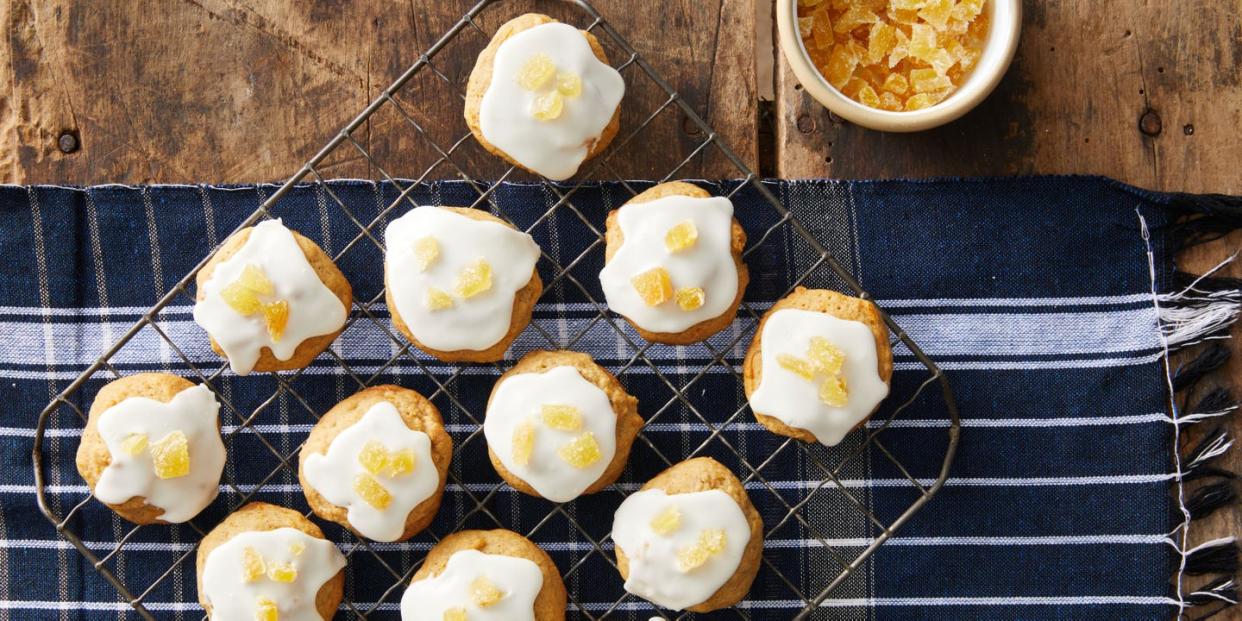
[775,0,1242,609]
[0,0,756,185]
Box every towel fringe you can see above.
[1182,428,1236,481]
[1177,389,1239,428]
[1173,344,1233,393]
[1163,191,1242,252]
[1186,482,1238,521]
[1183,538,1239,576]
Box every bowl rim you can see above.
[776,0,1022,132]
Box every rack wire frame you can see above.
[31,0,960,618]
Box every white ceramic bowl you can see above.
[776,0,1022,132]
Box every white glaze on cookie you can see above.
[94,384,225,523]
[302,401,438,542]
[385,207,541,353]
[599,195,739,334]
[611,489,751,612]
[399,549,543,621]
[201,527,345,621]
[484,366,618,502]
[749,309,889,446]
[193,219,348,376]
[479,22,625,180]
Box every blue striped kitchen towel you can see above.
[4,177,1240,620]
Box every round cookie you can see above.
[484,350,642,501]
[196,502,345,620]
[465,13,623,180]
[602,181,749,345]
[194,219,352,374]
[75,373,225,525]
[612,457,763,613]
[385,207,542,363]
[298,385,452,542]
[743,287,893,445]
[400,529,567,621]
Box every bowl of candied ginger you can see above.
[778,0,1021,132]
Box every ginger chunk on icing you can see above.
[512,420,536,467]
[675,287,705,311]
[414,236,441,272]
[556,72,582,98]
[219,263,290,341]
[120,433,149,456]
[261,300,289,342]
[353,472,393,510]
[425,287,454,311]
[150,430,190,479]
[650,505,682,535]
[358,440,416,478]
[469,576,504,607]
[242,546,267,583]
[442,608,467,621]
[631,267,673,307]
[532,91,564,121]
[676,528,728,573]
[455,259,493,299]
[540,404,583,432]
[557,432,602,468]
[664,220,699,253]
[266,561,298,584]
[254,596,279,621]
[517,52,556,91]
[779,337,852,407]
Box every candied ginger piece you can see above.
[267,561,297,583]
[677,545,710,572]
[289,541,305,556]
[261,300,289,342]
[443,608,467,621]
[385,448,416,477]
[358,440,390,476]
[512,420,536,467]
[797,0,826,6]
[675,287,705,311]
[238,264,275,295]
[699,528,727,554]
[819,374,850,407]
[221,281,262,316]
[664,220,698,253]
[557,432,602,468]
[777,353,816,381]
[798,15,814,38]
[631,267,673,307]
[889,0,926,10]
[517,52,555,91]
[470,576,504,607]
[353,473,393,510]
[917,0,954,30]
[455,259,493,299]
[556,72,582,98]
[414,236,440,272]
[887,28,911,68]
[120,433,149,456]
[811,8,834,50]
[833,6,879,33]
[881,72,909,94]
[650,506,682,535]
[905,93,937,110]
[842,76,868,98]
[908,24,938,62]
[910,68,952,93]
[824,44,858,89]
[150,430,190,479]
[857,84,881,109]
[808,337,846,375]
[889,7,921,25]
[867,23,897,64]
[879,91,904,111]
[254,596,279,621]
[952,0,986,21]
[425,287,454,311]
[532,90,564,121]
[541,404,583,431]
[242,546,266,583]
[927,48,958,77]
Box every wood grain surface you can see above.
[3,0,1240,612]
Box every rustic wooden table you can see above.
[3,0,1239,611]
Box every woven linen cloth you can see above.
[1,177,1231,620]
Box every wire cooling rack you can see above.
[32,0,959,618]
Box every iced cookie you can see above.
[399,529,567,621]
[483,350,641,502]
[611,457,763,612]
[194,219,351,375]
[75,373,226,524]
[299,385,451,542]
[743,287,893,446]
[384,206,542,363]
[465,13,625,180]
[197,502,346,621]
[599,181,748,345]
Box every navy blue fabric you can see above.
[1,177,1180,619]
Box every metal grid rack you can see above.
[32,0,960,618]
